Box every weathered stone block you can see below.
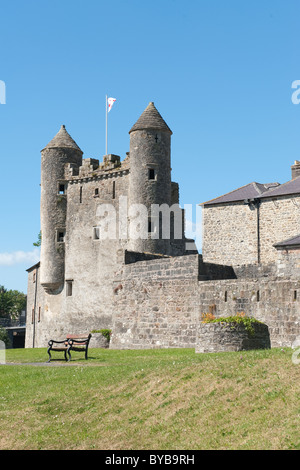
[195,322,271,353]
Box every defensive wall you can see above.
[110,253,300,350]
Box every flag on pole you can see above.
[107,97,116,112]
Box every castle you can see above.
[25,102,300,350]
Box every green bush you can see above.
[202,313,262,336]
[91,329,112,342]
[0,327,11,347]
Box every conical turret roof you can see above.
[129,102,172,134]
[43,125,82,152]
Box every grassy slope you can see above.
[0,347,299,450]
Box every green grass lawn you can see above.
[0,347,299,450]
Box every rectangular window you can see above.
[31,308,34,324]
[149,168,155,180]
[66,280,73,297]
[80,186,83,203]
[112,181,116,199]
[57,230,65,243]
[38,306,41,322]
[93,227,100,240]
[95,188,99,196]
[33,271,36,283]
[58,183,66,195]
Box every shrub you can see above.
[201,311,262,336]
[0,327,11,347]
[91,329,112,342]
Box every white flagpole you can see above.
[106,94,108,155]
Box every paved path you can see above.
[2,361,87,366]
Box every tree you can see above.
[0,327,11,347]
[0,286,26,320]
[33,231,41,247]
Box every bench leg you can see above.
[47,347,52,363]
[67,347,72,362]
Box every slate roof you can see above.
[43,125,82,152]
[259,175,300,198]
[202,175,300,206]
[129,102,172,134]
[201,182,280,206]
[273,234,300,249]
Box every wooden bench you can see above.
[47,333,92,362]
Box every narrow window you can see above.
[57,231,65,243]
[294,290,297,301]
[58,184,65,195]
[66,281,73,297]
[33,271,36,283]
[31,308,34,324]
[112,181,116,199]
[257,290,260,302]
[93,227,100,240]
[80,186,83,203]
[149,168,155,180]
[224,291,228,302]
[38,306,41,322]
[95,188,99,196]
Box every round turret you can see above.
[40,125,83,290]
[128,102,173,254]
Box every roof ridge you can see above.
[259,174,300,198]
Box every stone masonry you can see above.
[26,102,300,352]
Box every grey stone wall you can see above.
[110,254,300,350]
[202,195,300,267]
[259,195,300,264]
[25,264,45,348]
[195,322,271,353]
[277,248,300,279]
[197,278,300,348]
[110,278,198,349]
[202,202,258,266]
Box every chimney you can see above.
[291,160,300,179]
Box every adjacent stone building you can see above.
[25,103,300,350]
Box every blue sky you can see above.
[0,0,300,293]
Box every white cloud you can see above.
[0,248,40,266]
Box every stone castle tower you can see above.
[26,102,194,348]
[40,125,83,292]
[128,102,173,254]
